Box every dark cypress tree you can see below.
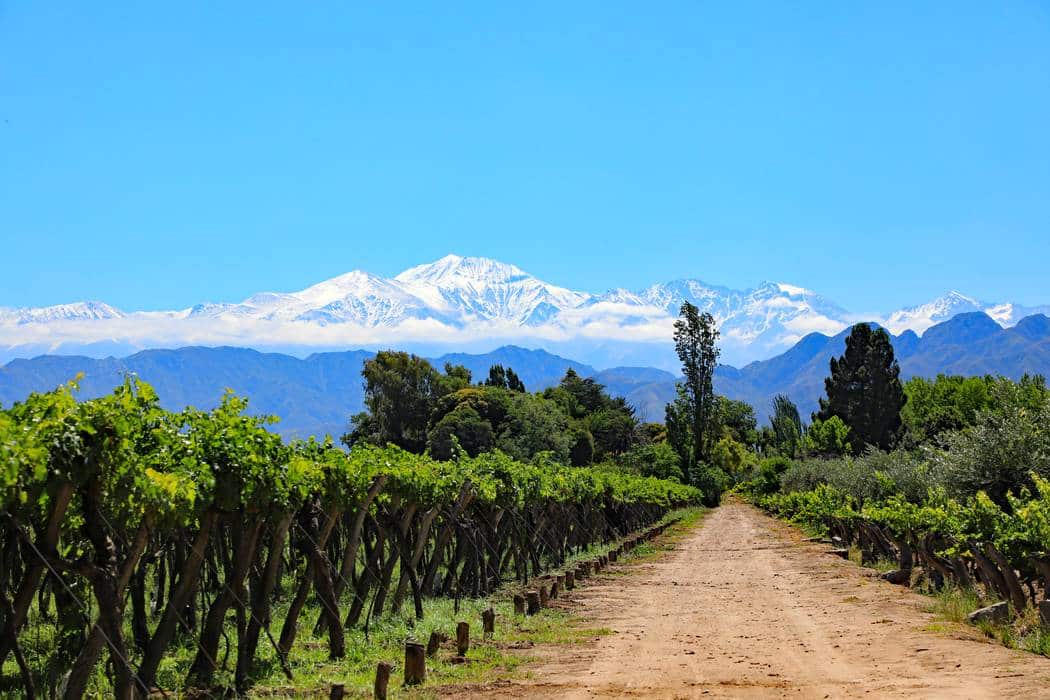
[505,368,526,393]
[815,324,905,452]
[484,364,508,388]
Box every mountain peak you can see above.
[395,255,528,287]
[921,311,1003,345]
[882,290,985,334]
[772,282,812,296]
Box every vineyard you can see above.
[748,480,1050,626]
[0,378,700,698]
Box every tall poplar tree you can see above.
[670,302,721,501]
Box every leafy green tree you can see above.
[346,351,441,452]
[671,302,721,498]
[805,416,852,457]
[438,363,473,394]
[717,397,757,445]
[505,368,526,392]
[541,385,583,418]
[755,424,778,456]
[902,374,1047,444]
[710,435,755,480]
[622,441,685,482]
[815,324,905,452]
[690,462,729,506]
[749,456,793,496]
[587,406,638,459]
[554,368,607,414]
[639,422,667,443]
[770,394,803,457]
[933,379,1050,504]
[429,386,511,431]
[665,385,693,478]
[495,393,572,463]
[483,364,527,392]
[427,405,495,459]
[484,364,507,388]
[568,428,595,466]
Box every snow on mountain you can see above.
[180,256,590,328]
[1,255,1046,368]
[636,279,850,347]
[395,255,591,326]
[881,291,985,334]
[982,301,1050,327]
[879,291,1050,335]
[0,301,125,324]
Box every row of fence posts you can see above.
[336,517,675,699]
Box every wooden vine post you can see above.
[513,593,526,615]
[482,608,495,640]
[456,622,470,657]
[426,631,445,657]
[404,641,426,685]
[374,661,391,699]
[565,570,575,590]
[526,591,541,615]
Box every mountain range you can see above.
[2,311,1047,440]
[3,255,1048,368]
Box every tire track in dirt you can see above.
[451,501,1050,699]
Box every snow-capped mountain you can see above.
[1,255,1046,368]
[394,256,590,326]
[177,256,589,328]
[636,280,849,347]
[883,291,1050,335]
[0,301,125,324]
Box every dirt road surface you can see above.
[455,501,1050,699]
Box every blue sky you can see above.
[1,2,1048,312]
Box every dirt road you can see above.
[462,501,1050,699]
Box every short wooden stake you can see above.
[330,683,345,700]
[539,584,549,608]
[482,607,495,639]
[550,579,560,599]
[513,593,526,615]
[373,663,391,700]
[565,570,575,590]
[609,550,618,562]
[456,621,470,657]
[526,591,541,615]
[426,630,445,658]
[404,641,426,686]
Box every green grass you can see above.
[1020,626,1050,656]
[922,586,1050,660]
[845,546,898,574]
[925,586,984,624]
